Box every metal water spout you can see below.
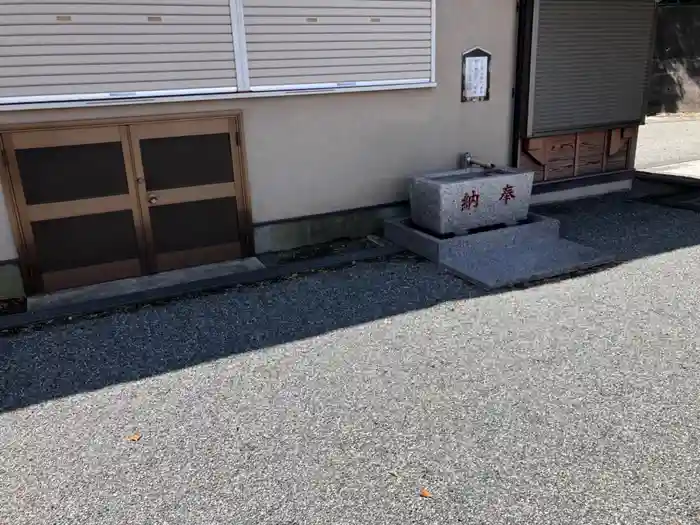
[460,151,496,170]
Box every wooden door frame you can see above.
[0,109,254,293]
[510,0,536,168]
[0,135,32,290]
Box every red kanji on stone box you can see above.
[461,190,480,211]
[500,184,516,204]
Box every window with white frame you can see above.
[0,0,240,106]
[241,0,435,92]
[0,0,436,108]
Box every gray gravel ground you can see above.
[4,196,700,525]
[636,115,700,169]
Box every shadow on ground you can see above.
[3,181,700,414]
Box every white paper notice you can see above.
[464,56,489,99]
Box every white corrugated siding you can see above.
[0,0,238,102]
[243,0,433,89]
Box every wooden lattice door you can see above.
[2,127,145,293]
[128,118,249,273]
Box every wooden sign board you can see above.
[462,47,492,103]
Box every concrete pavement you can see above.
[4,195,700,524]
[634,114,700,182]
[637,115,700,173]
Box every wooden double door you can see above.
[0,116,251,294]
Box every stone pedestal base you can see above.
[384,215,613,289]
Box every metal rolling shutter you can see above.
[528,0,655,137]
[243,0,434,90]
[0,1,238,105]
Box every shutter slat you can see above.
[245,8,429,17]
[528,0,655,136]
[249,56,430,69]
[0,24,234,36]
[2,15,228,25]
[0,70,236,89]
[0,61,237,78]
[0,43,235,57]
[249,47,430,60]
[249,71,428,88]
[2,51,235,67]
[0,78,236,98]
[244,0,430,8]
[248,40,429,52]
[249,63,430,79]
[2,5,230,15]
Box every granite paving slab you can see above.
[440,237,614,290]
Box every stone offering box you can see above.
[410,167,535,236]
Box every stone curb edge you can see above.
[0,244,405,333]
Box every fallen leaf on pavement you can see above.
[419,487,433,498]
[126,432,142,442]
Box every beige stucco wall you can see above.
[0,0,516,262]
